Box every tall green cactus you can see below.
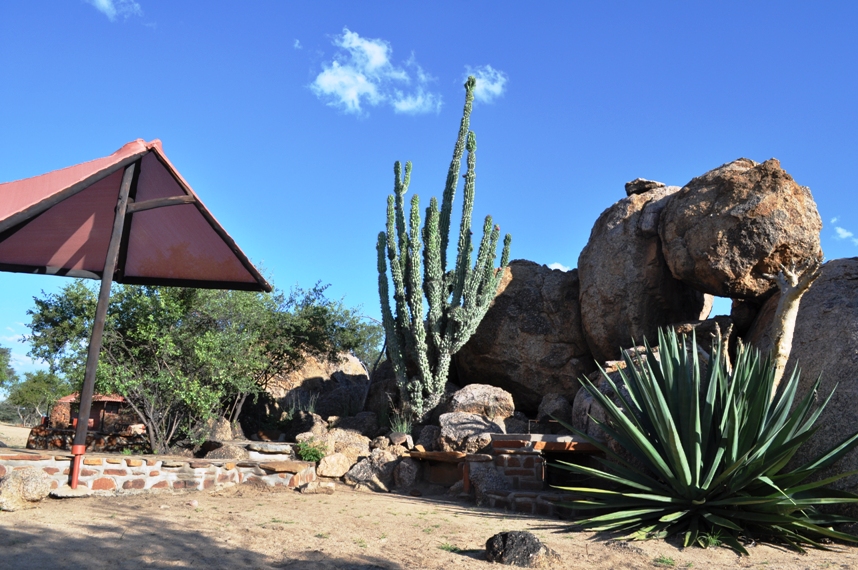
[376,76,512,420]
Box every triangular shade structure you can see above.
[0,139,272,489]
[0,139,271,292]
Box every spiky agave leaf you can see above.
[554,328,858,554]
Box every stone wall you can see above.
[0,450,316,493]
[27,426,149,454]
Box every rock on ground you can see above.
[393,457,420,488]
[468,461,510,506]
[660,158,823,300]
[204,443,249,460]
[316,453,352,478]
[415,425,440,451]
[485,530,560,568]
[744,258,858,509]
[343,449,400,492]
[443,384,515,421]
[0,467,52,511]
[578,183,710,363]
[203,417,234,441]
[323,428,371,465]
[455,260,595,414]
[437,412,504,454]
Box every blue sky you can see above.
[1,1,857,375]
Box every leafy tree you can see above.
[0,345,18,394]
[5,370,70,426]
[26,280,380,452]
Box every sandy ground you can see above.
[1,479,858,570]
[0,423,31,448]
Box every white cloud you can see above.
[85,0,142,21]
[835,227,854,240]
[466,65,508,103]
[392,88,442,115]
[548,262,571,272]
[294,39,302,50]
[311,28,441,115]
[831,217,839,224]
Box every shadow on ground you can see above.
[0,503,405,570]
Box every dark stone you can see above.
[485,531,560,567]
[624,177,666,196]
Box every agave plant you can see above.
[555,328,858,554]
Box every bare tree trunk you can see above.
[766,262,822,398]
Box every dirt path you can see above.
[1,482,856,570]
[0,423,31,448]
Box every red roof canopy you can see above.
[0,139,271,292]
[57,392,126,404]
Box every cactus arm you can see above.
[450,131,478,307]
[406,194,433,399]
[385,193,416,370]
[423,197,444,356]
[463,215,495,310]
[376,233,409,404]
[439,77,476,270]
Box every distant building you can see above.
[50,393,136,433]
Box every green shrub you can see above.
[555,328,858,554]
[295,437,327,462]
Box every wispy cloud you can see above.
[311,28,441,115]
[831,217,839,224]
[293,39,302,50]
[85,0,142,21]
[465,65,508,103]
[835,227,854,239]
[548,262,571,272]
[834,226,858,246]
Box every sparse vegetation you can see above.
[295,437,327,462]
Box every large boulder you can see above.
[437,412,504,454]
[455,260,595,413]
[578,183,711,363]
[265,353,369,420]
[443,384,515,420]
[0,468,52,511]
[660,158,823,300]
[744,258,858,504]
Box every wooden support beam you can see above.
[0,263,100,280]
[126,195,195,213]
[70,161,135,489]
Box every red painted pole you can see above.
[69,162,135,489]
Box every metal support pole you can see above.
[69,162,135,489]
